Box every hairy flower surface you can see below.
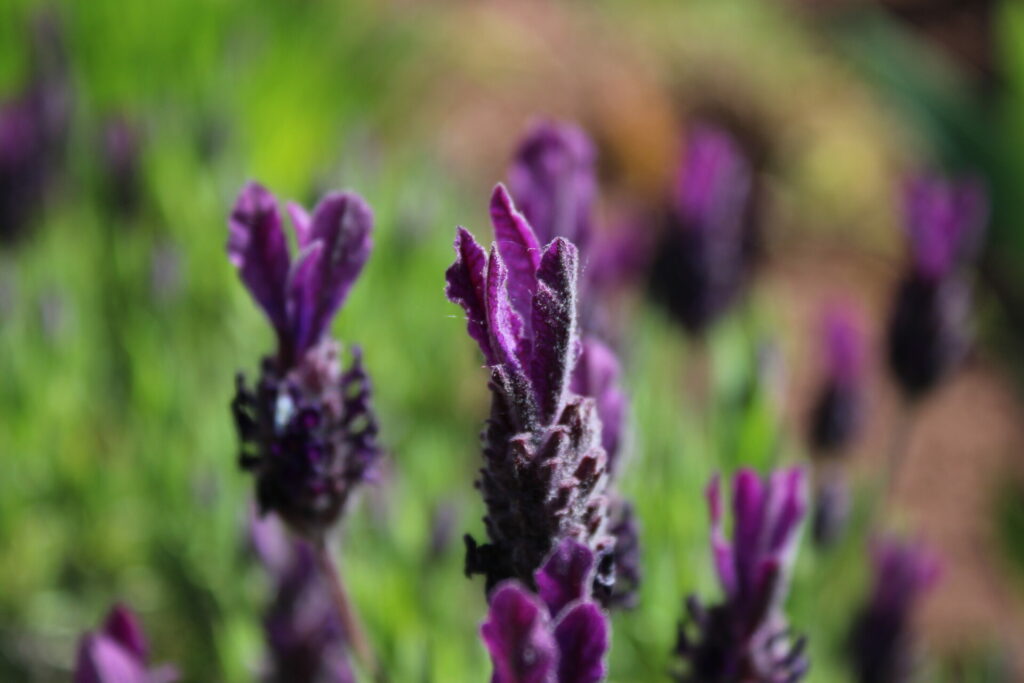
[650,124,755,336]
[675,468,809,682]
[482,538,610,683]
[808,306,864,456]
[229,182,379,537]
[887,174,987,400]
[447,184,612,592]
[848,538,940,683]
[74,605,177,683]
[251,513,354,683]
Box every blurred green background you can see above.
[2,0,1024,680]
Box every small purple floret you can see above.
[74,605,177,683]
[809,305,864,455]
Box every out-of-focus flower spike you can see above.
[446,226,494,365]
[74,605,177,683]
[904,174,987,281]
[228,181,292,340]
[706,476,737,598]
[809,304,865,455]
[570,339,625,474]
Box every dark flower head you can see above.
[675,467,809,682]
[808,305,864,455]
[100,115,144,216]
[594,497,641,610]
[887,174,986,401]
[481,538,610,683]
[250,513,355,683]
[447,184,612,592]
[902,174,987,282]
[229,182,379,537]
[507,120,596,251]
[811,475,850,549]
[848,537,940,683]
[650,124,755,336]
[74,605,177,683]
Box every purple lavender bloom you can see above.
[808,306,865,456]
[250,513,355,683]
[447,184,612,592]
[848,537,940,683]
[675,468,809,682]
[0,11,71,244]
[887,174,987,400]
[74,605,177,683]
[229,182,379,537]
[650,124,755,336]
[100,115,144,216]
[481,538,610,683]
[595,498,641,610]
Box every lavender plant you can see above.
[250,512,355,683]
[481,538,610,683]
[74,605,177,683]
[228,181,379,538]
[847,537,940,683]
[674,467,809,683]
[886,173,987,401]
[446,184,613,593]
[650,124,756,337]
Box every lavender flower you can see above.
[447,184,612,592]
[650,124,755,336]
[250,513,355,683]
[229,182,379,538]
[481,538,610,683]
[848,538,940,683]
[74,605,177,683]
[811,474,850,548]
[100,115,144,216]
[674,468,809,682]
[887,174,987,400]
[808,306,864,456]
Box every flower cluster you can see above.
[74,605,177,683]
[447,184,613,592]
[229,182,379,538]
[250,513,354,683]
[650,124,756,336]
[675,468,809,682]
[887,174,987,400]
[847,537,940,683]
[482,538,610,683]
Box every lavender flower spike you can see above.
[848,537,940,683]
[674,467,809,683]
[229,182,379,537]
[482,538,610,683]
[74,605,177,683]
[447,184,612,591]
[250,512,355,683]
[808,305,864,456]
[887,173,988,400]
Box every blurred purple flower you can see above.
[887,173,987,400]
[808,305,865,456]
[100,115,144,216]
[74,605,177,683]
[570,338,625,475]
[250,513,355,683]
[0,12,71,244]
[595,498,641,610]
[650,124,756,336]
[848,537,940,683]
[229,182,379,537]
[675,467,809,682]
[482,538,610,683]
[447,185,613,592]
[811,475,850,549]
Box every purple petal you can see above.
[570,338,625,471]
[490,184,543,323]
[486,246,527,372]
[507,121,596,249]
[731,468,766,593]
[227,181,290,337]
[101,605,148,662]
[764,467,807,559]
[706,476,737,597]
[675,125,752,237]
[74,634,149,683]
[535,538,596,616]
[553,602,609,683]
[446,227,495,365]
[286,201,312,246]
[822,304,863,386]
[904,174,988,279]
[292,192,373,356]
[529,238,579,423]
[481,583,558,683]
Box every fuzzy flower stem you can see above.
[313,538,381,681]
